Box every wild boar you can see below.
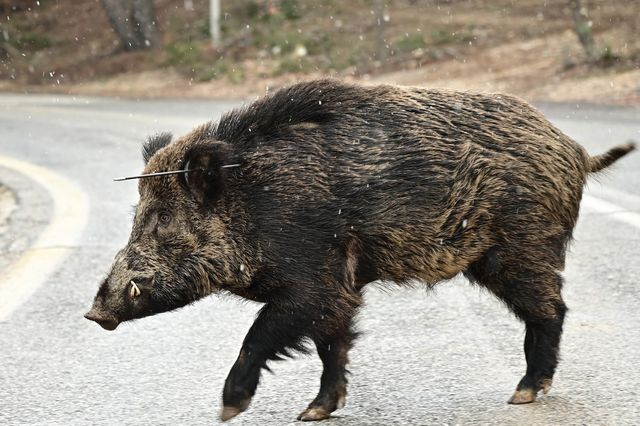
[85,79,635,422]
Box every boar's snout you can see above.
[84,307,119,331]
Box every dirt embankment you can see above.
[0,1,638,104]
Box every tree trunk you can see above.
[101,0,160,51]
[374,0,387,64]
[132,0,160,48]
[0,23,21,59]
[570,0,598,61]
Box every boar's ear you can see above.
[182,142,231,205]
[142,132,173,164]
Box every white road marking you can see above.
[0,155,89,321]
[582,194,640,230]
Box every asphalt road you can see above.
[0,93,638,426]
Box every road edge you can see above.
[0,155,90,321]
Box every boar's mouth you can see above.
[84,309,119,331]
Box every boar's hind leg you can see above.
[466,256,567,404]
[297,326,359,421]
[505,274,566,405]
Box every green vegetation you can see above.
[597,44,618,64]
[394,33,426,53]
[11,31,51,50]
[165,41,201,67]
[430,28,475,45]
[281,0,302,20]
[274,56,314,76]
[211,61,246,84]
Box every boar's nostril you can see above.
[84,311,119,331]
[97,319,119,331]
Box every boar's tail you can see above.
[588,141,636,173]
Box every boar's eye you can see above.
[158,211,172,226]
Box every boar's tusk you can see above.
[130,280,141,298]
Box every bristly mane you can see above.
[143,132,173,164]
[214,79,350,144]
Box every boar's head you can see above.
[85,129,249,330]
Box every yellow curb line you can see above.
[0,155,89,321]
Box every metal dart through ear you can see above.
[113,164,240,181]
[113,169,193,181]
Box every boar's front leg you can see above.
[220,304,301,421]
[220,294,361,422]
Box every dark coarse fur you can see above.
[85,79,636,422]
[142,132,172,163]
